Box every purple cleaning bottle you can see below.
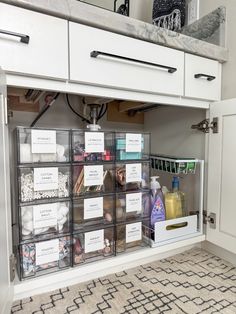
[150,176,166,229]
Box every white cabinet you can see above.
[0,75,13,314]
[0,3,68,80]
[206,99,236,254]
[69,23,184,97]
[185,54,221,101]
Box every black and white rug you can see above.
[12,249,236,313]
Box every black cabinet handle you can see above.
[0,29,29,44]
[194,73,216,81]
[90,50,177,73]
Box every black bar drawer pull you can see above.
[194,73,216,81]
[0,29,29,44]
[90,50,177,73]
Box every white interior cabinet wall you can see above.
[9,95,144,132]
[144,106,206,159]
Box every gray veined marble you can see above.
[0,0,228,63]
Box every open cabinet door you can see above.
[207,99,236,254]
[0,70,13,313]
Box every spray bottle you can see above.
[150,176,166,228]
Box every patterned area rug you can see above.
[12,249,236,314]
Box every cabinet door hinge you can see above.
[191,117,218,133]
[9,254,17,282]
[203,210,216,229]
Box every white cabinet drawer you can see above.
[0,3,68,80]
[69,23,184,96]
[185,54,221,101]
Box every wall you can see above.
[144,106,206,159]
[9,94,144,131]
[199,0,235,100]
[129,0,153,23]
[80,0,154,23]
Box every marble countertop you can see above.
[1,0,228,63]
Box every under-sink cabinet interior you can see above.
[7,88,207,286]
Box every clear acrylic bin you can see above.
[18,165,71,203]
[72,163,115,196]
[116,161,150,192]
[73,194,115,231]
[19,235,71,280]
[116,191,150,223]
[115,132,150,161]
[72,130,115,163]
[116,220,150,254]
[16,127,70,164]
[19,200,71,242]
[73,226,115,266]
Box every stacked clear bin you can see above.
[72,130,116,266]
[115,132,151,254]
[150,154,204,247]
[15,127,72,280]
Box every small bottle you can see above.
[150,176,166,228]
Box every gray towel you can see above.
[153,0,186,31]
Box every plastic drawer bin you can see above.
[150,215,199,247]
[72,163,115,196]
[73,226,115,266]
[19,235,71,280]
[19,200,71,242]
[72,130,115,162]
[73,194,115,231]
[116,221,149,254]
[16,127,70,164]
[115,161,150,192]
[18,165,71,203]
[116,191,150,223]
[115,132,150,161]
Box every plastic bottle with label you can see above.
[150,176,166,228]
[165,176,186,220]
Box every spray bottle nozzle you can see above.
[150,176,161,190]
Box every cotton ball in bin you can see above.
[22,208,33,223]
[22,228,32,236]
[58,204,69,216]
[104,212,112,222]
[23,221,33,232]
[34,227,49,235]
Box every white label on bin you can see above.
[34,168,58,191]
[85,132,104,153]
[84,229,104,253]
[31,130,56,154]
[126,163,142,183]
[126,222,142,243]
[126,193,142,213]
[33,203,58,229]
[84,197,103,219]
[35,239,59,266]
[84,165,103,187]
[126,133,142,152]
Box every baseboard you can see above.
[14,235,204,301]
[1,287,14,314]
[202,241,236,266]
